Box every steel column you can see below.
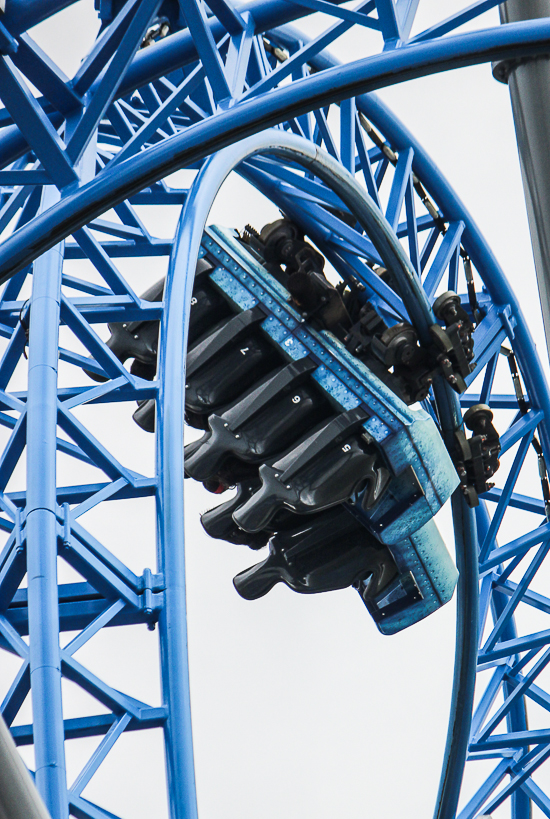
[25,188,67,819]
[499,1,550,358]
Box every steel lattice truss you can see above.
[0,2,549,818]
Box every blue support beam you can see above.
[1,4,550,818]
[25,192,68,818]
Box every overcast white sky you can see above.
[4,2,550,818]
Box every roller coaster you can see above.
[0,1,550,818]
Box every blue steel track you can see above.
[4,18,550,280]
[0,2,549,818]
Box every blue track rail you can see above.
[0,3,549,818]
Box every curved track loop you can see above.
[0,2,550,818]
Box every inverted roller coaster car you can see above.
[95,220,467,633]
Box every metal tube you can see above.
[499,1,550,359]
[25,188,67,819]
[0,713,52,819]
[158,128,463,818]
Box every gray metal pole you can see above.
[497,1,550,356]
[0,714,52,819]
